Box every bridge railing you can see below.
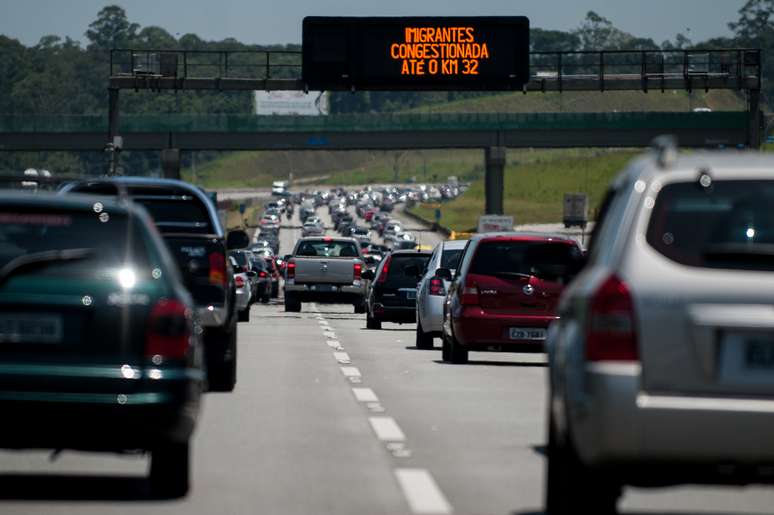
[110,48,761,89]
[0,112,749,133]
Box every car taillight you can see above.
[586,275,639,362]
[208,252,226,286]
[429,277,445,296]
[145,299,191,360]
[287,260,296,279]
[354,262,362,281]
[259,271,267,278]
[460,277,479,306]
[234,275,246,288]
[378,255,392,284]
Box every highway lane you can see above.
[1,202,774,514]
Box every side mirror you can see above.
[435,267,453,281]
[283,254,293,262]
[227,230,250,250]
[361,269,375,281]
[246,270,257,278]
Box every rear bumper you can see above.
[235,289,250,311]
[374,305,416,324]
[285,283,365,304]
[418,295,445,333]
[0,365,202,451]
[567,363,774,481]
[453,308,555,351]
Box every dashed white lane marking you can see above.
[327,340,343,350]
[318,320,329,326]
[368,416,406,442]
[333,352,351,364]
[352,387,379,403]
[395,469,453,514]
[340,366,361,378]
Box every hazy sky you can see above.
[0,0,744,47]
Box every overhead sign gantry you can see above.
[302,17,530,91]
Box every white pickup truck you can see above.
[283,237,367,313]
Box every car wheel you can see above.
[261,293,270,304]
[354,301,366,314]
[545,411,621,515]
[441,333,451,361]
[449,332,468,364]
[284,294,301,312]
[366,312,381,330]
[415,320,434,350]
[238,307,250,322]
[149,440,190,498]
[271,283,279,298]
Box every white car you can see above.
[301,221,324,237]
[415,240,467,348]
[382,221,403,242]
[546,142,774,513]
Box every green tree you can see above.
[85,5,139,49]
[729,0,774,107]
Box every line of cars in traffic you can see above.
[284,145,774,514]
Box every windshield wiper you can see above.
[0,248,94,286]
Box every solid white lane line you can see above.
[340,366,361,377]
[368,416,406,442]
[333,352,351,364]
[395,469,453,514]
[352,387,379,403]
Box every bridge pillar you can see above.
[484,146,506,215]
[748,89,763,150]
[161,148,181,180]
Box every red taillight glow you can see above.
[145,299,191,360]
[429,277,445,296]
[208,252,226,286]
[259,271,268,278]
[234,275,246,288]
[287,260,296,279]
[354,262,362,281]
[378,255,392,283]
[586,275,639,362]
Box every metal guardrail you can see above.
[0,112,750,134]
[109,48,761,92]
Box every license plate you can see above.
[406,290,417,300]
[509,327,546,341]
[311,285,337,292]
[719,333,774,384]
[0,314,63,344]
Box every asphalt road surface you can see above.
[1,203,774,515]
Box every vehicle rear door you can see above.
[377,254,431,308]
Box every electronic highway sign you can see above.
[302,16,530,91]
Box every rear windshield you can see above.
[470,240,583,282]
[441,248,464,270]
[0,209,151,278]
[296,240,360,257]
[136,198,212,234]
[230,252,250,267]
[647,180,774,271]
[384,255,431,288]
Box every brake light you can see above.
[145,299,191,360]
[354,262,362,281]
[586,275,639,362]
[234,275,246,288]
[208,252,226,287]
[378,255,392,283]
[429,277,445,296]
[460,277,479,306]
[259,271,267,278]
[287,260,296,279]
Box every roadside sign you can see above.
[478,215,513,233]
[239,203,246,215]
[303,16,530,91]
[563,193,588,228]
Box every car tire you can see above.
[207,320,237,392]
[237,307,250,322]
[284,294,301,312]
[354,301,367,314]
[441,333,451,361]
[271,283,279,298]
[415,321,434,350]
[449,332,468,364]
[149,440,190,499]
[545,411,621,515]
[261,293,270,304]
[366,312,381,330]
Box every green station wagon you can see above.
[0,192,204,497]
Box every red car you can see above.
[441,233,584,364]
[364,208,379,222]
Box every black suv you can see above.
[61,178,249,392]
[363,250,431,330]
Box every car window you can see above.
[647,180,774,271]
[296,240,360,257]
[0,208,151,278]
[440,248,464,270]
[136,198,213,234]
[470,240,583,282]
[384,255,431,288]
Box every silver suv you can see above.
[546,143,774,514]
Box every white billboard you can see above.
[478,215,514,233]
[254,90,329,116]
